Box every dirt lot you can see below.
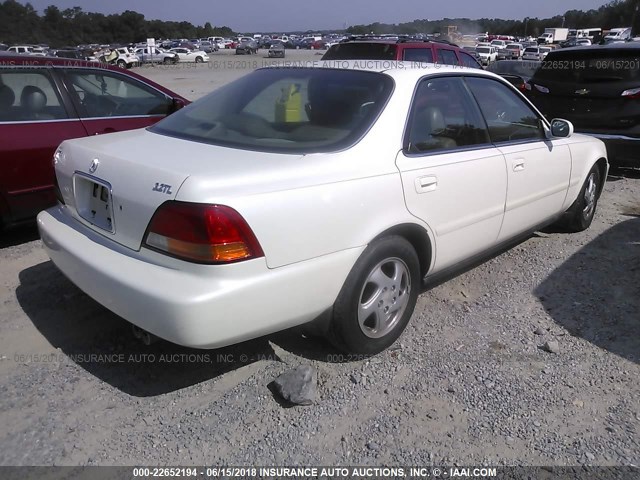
[0,49,639,467]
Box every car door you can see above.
[395,76,508,273]
[60,68,174,135]
[464,76,571,241]
[0,67,86,224]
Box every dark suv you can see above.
[321,38,482,69]
[526,43,640,167]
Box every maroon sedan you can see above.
[0,55,189,230]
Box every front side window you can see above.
[0,70,67,121]
[151,68,394,153]
[64,69,171,118]
[465,76,545,143]
[405,76,491,154]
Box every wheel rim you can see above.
[582,172,597,218]
[357,257,411,339]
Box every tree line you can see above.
[0,1,234,47]
[1,0,639,47]
[347,0,640,37]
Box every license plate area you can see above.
[73,173,115,233]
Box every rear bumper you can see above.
[583,133,640,167]
[38,206,362,349]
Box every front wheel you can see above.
[117,60,126,68]
[328,236,420,355]
[561,165,601,232]
[195,56,203,63]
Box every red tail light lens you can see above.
[143,202,264,264]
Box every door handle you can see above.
[513,160,525,172]
[415,175,438,193]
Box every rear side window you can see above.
[405,76,490,154]
[465,76,545,144]
[437,49,459,66]
[0,70,68,122]
[403,48,434,63]
[322,43,397,60]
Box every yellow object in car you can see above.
[275,84,302,122]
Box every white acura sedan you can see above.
[38,63,608,354]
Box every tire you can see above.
[328,236,420,355]
[195,56,203,63]
[117,60,126,68]
[562,165,601,232]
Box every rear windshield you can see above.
[322,43,397,60]
[151,68,394,153]
[532,49,640,83]
[524,48,539,53]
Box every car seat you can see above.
[20,85,55,121]
[408,106,457,152]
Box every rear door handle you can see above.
[415,175,438,193]
[513,160,525,172]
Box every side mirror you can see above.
[550,118,574,138]
[169,97,186,114]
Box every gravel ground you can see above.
[0,50,639,467]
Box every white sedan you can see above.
[38,63,608,354]
[169,48,209,63]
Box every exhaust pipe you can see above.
[131,325,159,345]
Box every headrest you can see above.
[423,106,446,134]
[21,85,47,112]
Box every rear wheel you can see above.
[195,56,203,63]
[561,165,601,232]
[117,59,126,68]
[328,236,420,355]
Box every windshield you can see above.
[151,68,394,153]
[477,47,491,53]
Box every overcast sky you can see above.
[24,0,610,32]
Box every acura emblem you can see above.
[89,159,99,174]
[575,88,590,95]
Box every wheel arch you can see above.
[594,157,608,197]
[371,223,433,280]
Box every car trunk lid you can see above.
[55,128,304,251]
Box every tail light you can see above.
[52,148,65,205]
[621,87,640,99]
[143,201,264,264]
